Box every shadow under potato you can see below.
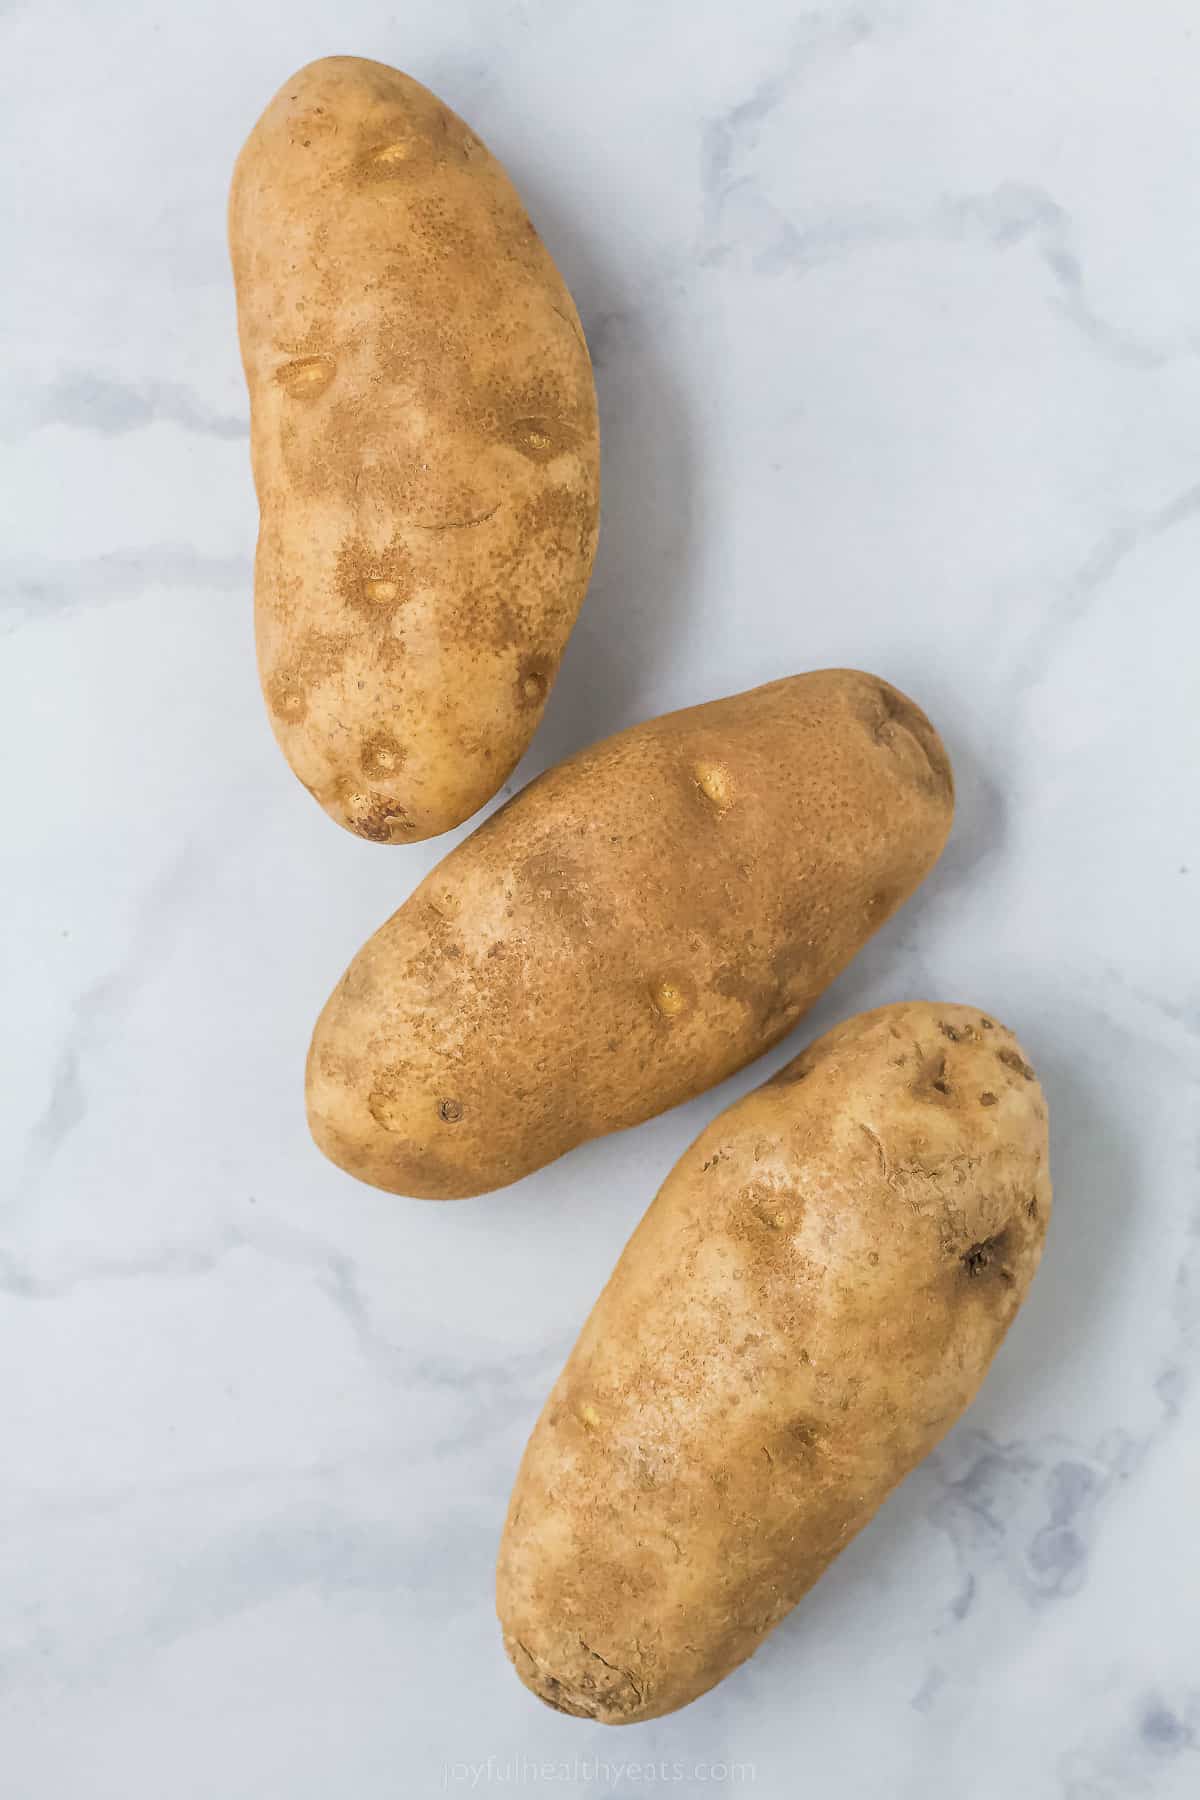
[493,155,700,779]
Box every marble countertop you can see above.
[5,2,1198,1795]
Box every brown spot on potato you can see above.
[289,107,338,147]
[962,1229,1012,1279]
[519,483,597,548]
[917,1053,953,1100]
[979,1091,998,1107]
[359,730,406,779]
[787,1418,823,1451]
[343,791,415,843]
[997,1048,1036,1081]
[438,1098,463,1123]
[518,850,589,924]
[510,417,569,461]
[265,670,309,723]
[274,355,335,399]
[939,1020,976,1042]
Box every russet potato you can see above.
[306,670,954,1197]
[230,56,599,841]
[497,1002,1051,1722]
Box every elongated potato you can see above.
[229,57,600,841]
[497,1002,1051,1723]
[306,670,954,1197]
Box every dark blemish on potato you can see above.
[509,416,574,462]
[788,1418,823,1451]
[518,483,593,547]
[1026,1194,1040,1219]
[700,1151,727,1173]
[979,1091,998,1107]
[939,1021,976,1042]
[712,965,769,1016]
[275,355,336,400]
[264,629,350,720]
[979,1017,995,1030]
[265,670,309,723]
[359,729,406,780]
[438,1098,463,1123]
[517,849,591,927]
[343,792,416,842]
[997,1047,1036,1081]
[962,1229,1012,1279]
[917,1053,953,1100]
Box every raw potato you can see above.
[497,1002,1051,1723]
[229,57,600,842]
[306,670,954,1197]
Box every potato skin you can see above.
[229,57,600,842]
[306,670,954,1197]
[497,1002,1051,1723]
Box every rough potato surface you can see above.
[229,57,600,841]
[497,1002,1052,1723]
[306,670,954,1196]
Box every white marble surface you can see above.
[5,1,1199,1794]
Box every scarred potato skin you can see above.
[229,57,600,842]
[306,670,954,1198]
[497,1002,1052,1723]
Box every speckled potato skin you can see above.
[306,670,954,1197]
[497,1002,1051,1724]
[229,57,600,842]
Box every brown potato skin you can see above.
[229,57,600,842]
[306,670,954,1197]
[497,1002,1051,1723]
